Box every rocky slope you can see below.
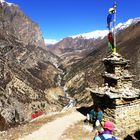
[47,37,95,55]
[0,1,67,131]
[0,32,67,131]
[0,0,45,48]
[63,20,140,105]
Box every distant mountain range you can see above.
[63,19,140,104]
[46,18,140,56]
[71,18,140,39]
[44,39,59,46]
[0,0,13,6]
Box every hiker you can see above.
[87,107,103,125]
[86,108,97,123]
[95,107,103,126]
[93,121,117,140]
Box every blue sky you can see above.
[7,0,140,40]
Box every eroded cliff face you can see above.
[0,1,66,130]
[0,1,45,48]
[0,32,66,130]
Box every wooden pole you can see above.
[113,1,117,53]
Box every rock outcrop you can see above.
[47,37,97,56]
[0,0,45,48]
[0,33,65,129]
[0,1,65,130]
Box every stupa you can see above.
[88,52,140,138]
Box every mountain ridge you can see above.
[0,0,45,48]
[46,18,140,57]
[46,17,140,46]
[0,1,66,130]
[71,17,140,39]
[63,21,140,105]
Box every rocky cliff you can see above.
[0,1,66,131]
[47,37,96,55]
[0,32,66,130]
[0,1,45,48]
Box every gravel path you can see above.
[18,110,85,140]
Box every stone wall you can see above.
[115,98,140,138]
[91,92,140,139]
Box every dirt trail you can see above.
[18,109,86,140]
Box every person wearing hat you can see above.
[93,121,117,140]
[109,7,115,14]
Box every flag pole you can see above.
[113,1,117,53]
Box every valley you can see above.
[0,0,140,140]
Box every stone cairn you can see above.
[88,53,140,139]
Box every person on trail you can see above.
[95,107,103,126]
[93,121,117,140]
[86,108,97,123]
[86,106,103,128]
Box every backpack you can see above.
[99,134,117,140]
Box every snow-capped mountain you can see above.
[47,17,140,56]
[71,17,140,40]
[116,17,140,31]
[71,30,108,40]
[0,0,13,6]
[44,39,59,45]
[46,18,140,47]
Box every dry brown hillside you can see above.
[0,1,66,130]
[63,21,140,105]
